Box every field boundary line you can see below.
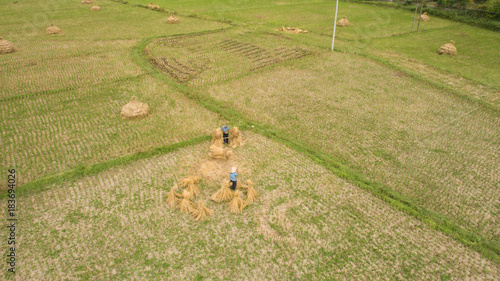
[132,34,500,265]
[0,135,211,200]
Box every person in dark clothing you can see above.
[230,166,238,190]
[222,125,229,144]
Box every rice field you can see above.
[3,132,498,280]
[198,48,500,241]
[1,0,499,278]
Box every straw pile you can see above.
[245,180,259,204]
[179,176,201,187]
[90,5,101,11]
[81,0,92,4]
[337,16,350,27]
[148,2,160,10]
[228,191,246,214]
[191,200,214,221]
[46,24,62,34]
[166,184,182,209]
[211,128,223,147]
[210,180,234,203]
[438,40,457,55]
[418,12,430,21]
[179,189,196,214]
[120,96,149,119]
[229,127,243,148]
[275,26,308,34]
[0,38,16,54]
[208,145,233,160]
[167,15,179,24]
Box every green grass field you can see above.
[1,0,499,279]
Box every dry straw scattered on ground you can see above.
[81,0,92,4]
[275,26,308,34]
[120,96,150,119]
[208,145,233,160]
[438,40,457,55]
[90,5,101,11]
[148,2,160,10]
[0,37,15,54]
[46,24,62,34]
[337,16,350,27]
[167,15,179,24]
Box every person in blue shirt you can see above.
[222,125,229,144]
[230,166,238,190]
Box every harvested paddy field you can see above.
[6,132,499,280]
[1,0,499,278]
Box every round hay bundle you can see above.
[0,38,16,54]
[81,0,92,4]
[208,145,232,160]
[166,15,179,24]
[191,200,214,221]
[90,5,101,11]
[210,180,234,203]
[337,16,350,27]
[228,191,245,214]
[120,96,149,119]
[178,176,201,188]
[418,12,430,22]
[179,189,196,214]
[245,180,259,204]
[438,40,457,55]
[166,184,182,209]
[46,24,62,34]
[229,127,243,148]
[211,128,223,147]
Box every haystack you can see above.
[120,96,149,119]
[166,15,179,24]
[208,145,233,160]
[210,180,234,203]
[81,0,92,4]
[0,38,16,54]
[229,127,243,148]
[245,180,259,204]
[228,191,246,214]
[191,200,214,221]
[418,12,430,22]
[337,16,350,27]
[178,176,201,187]
[166,184,182,209]
[148,2,160,10]
[46,24,62,34]
[90,5,101,11]
[211,128,223,147]
[186,184,200,197]
[438,40,457,55]
[275,26,308,34]
[179,189,196,214]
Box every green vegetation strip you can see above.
[4,135,211,199]
[134,35,500,264]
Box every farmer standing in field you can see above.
[230,166,238,191]
[222,125,229,145]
